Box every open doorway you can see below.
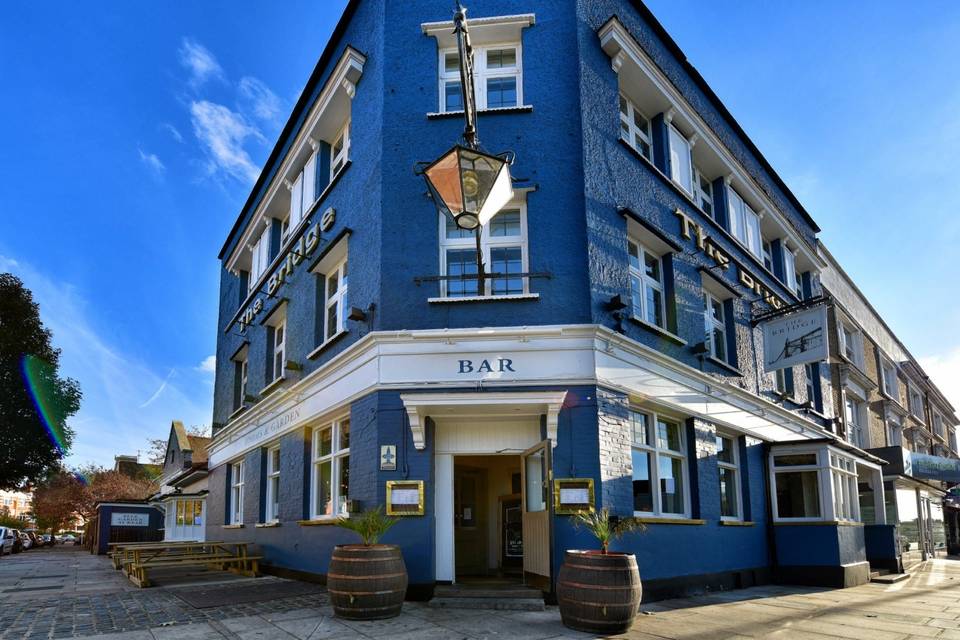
[454,455,523,584]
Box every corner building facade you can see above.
[207,0,891,600]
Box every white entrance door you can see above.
[521,440,552,590]
[165,498,205,541]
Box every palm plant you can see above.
[572,508,645,554]
[336,506,399,546]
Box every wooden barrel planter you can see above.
[327,544,408,620]
[557,550,642,634]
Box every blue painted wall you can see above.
[94,504,163,555]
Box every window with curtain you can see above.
[311,419,351,518]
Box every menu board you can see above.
[553,479,595,515]
[386,480,424,516]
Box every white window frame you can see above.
[775,368,792,397]
[716,433,742,522]
[933,412,946,439]
[439,43,523,113]
[283,154,318,244]
[323,257,349,342]
[886,410,903,447]
[880,357,900,403]
[667,124,694,195]
[727,187,762,259]
[694,167,713,218]
[248,225,271,294]
[804,362,818,409]
[630,408,691,519]
[272,319,286,383]
[619,93,652,160]
[230,460,244,525]
[330,121,350,180]
[829,451,860,523]
[265,445,280,523]
[769,449,823,523]
[627,239,665,329]
[310,418,351,520]
[838,321,864,370]
[843,390,867,449]
[438,204,528,298]
[908,384,925,422]
[703,290,728,363]
[783,246,799,297]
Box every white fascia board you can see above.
[421,14,535,49]
[225,47,366,273]
[208,324,830,466]
[598,18,823,271]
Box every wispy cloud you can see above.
[189,100,264,183]
[138,147,166,177]
[919,345,960,412]
[0,254,212,468]
[197,355,216,374]
[178,37,224,87]
[161,122,184,143]
[238,76,283,123]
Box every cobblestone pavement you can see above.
[4,548,960,639]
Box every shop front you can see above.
[868,446,960,568]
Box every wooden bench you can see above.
[110,541,214,570]
[127,552,262,588]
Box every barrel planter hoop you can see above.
[557,550,642,634]
[327,544,408,620]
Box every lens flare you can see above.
[21,354,69,455]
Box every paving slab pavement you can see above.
[4,547,960,639]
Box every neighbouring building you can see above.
[203,0,946,601]
[0,489,33,521]
[113,455,162,482]
[819,244,960,570]
[153,421,211,542]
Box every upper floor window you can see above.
[284,153,318,243]
[232,348,249,413]
[716,434,742,521]
[908,384,925,421]
[324,258,349,342]
[762,241,774,272]
[630,409,689,517]
[230,460,244,525]
[783,247,799,297]
[311,419,350,519]
[330,122,350,180]
[880,357,899,402]
[667,125,693,195]
[249,225,271,293]
[933,412,945,438]
[273,320,286,382]
[440,45,521,113]
[703,290,731,364]
[695,168,713,218]
[775,368,794,398]
[438,206,527,298]
[265,445,280,523]
[804,362,823,412]
[727,187,762,260]
[627,239,664,328]
[844,392,866,448]
[619,94,651,160]
[887,411,903,447]
[838,321,864,370]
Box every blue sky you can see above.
[1,2,958,468]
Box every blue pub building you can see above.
[207,0,892,600]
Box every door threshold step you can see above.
[428,596,545,611]
[871,573,910,584]
[434,585,543,599]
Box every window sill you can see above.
[297,517,344,526]
[227,405,249,422]
[705,356,743,377]
[255,522,281,528]
[427,105,533,119]
[259,376,287,397]
[428,293,540,304]
[634,516,705,525]
[719,520,755,527]
[308,330,349,360]
[223,524,244,529]
[627,316,686,346]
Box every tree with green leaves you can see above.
[0,273,82,489]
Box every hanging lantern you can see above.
[421,145,514,230]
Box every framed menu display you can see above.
[553,478,595,515]
[386,480,425,516]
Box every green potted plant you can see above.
[557,508,645,634]
[327,507,407,620]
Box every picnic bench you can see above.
[109,540,212,570]
[113,541,260,588]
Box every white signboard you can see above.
[560,488,590,504]
[762,305,828,373]
[391,489,421,505]
[111,512,150,527]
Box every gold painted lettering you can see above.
[305,224,320,254]
[673,208,694,240]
